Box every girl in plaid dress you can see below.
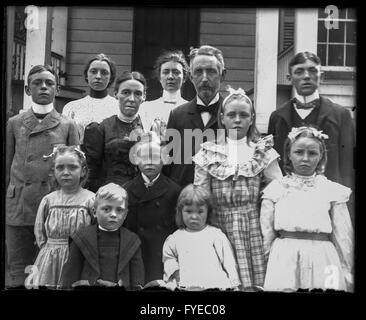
[193,87,282,291]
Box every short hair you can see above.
[114,71,147,94]
[83,53,117,88]
[153,50,189,81]
[27,64,59,85]
[218,86,260,144]
[94,183,128,209]
[188,45,225,74]
[51,145,88,189]
[175,184,215,229]
[288,51,321,74]
[283,125,328,175]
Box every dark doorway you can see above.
[133,7,199,101]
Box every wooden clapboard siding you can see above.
[319,82,356,117]
[68,31,132,43]
[200,8,256,94]
[66,6,133,93]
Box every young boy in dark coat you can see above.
[124,132,181,284]
[60,183,144,289]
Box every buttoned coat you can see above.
[268,96,355,189]
[60,224,144,289]
[6,108,79,226]
[124,174,181,283]
[163,96,223,187]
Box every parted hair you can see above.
[27,64,59,85]
[283,125,328,175]
[51,145,88,189]
[94,183,128,209]
[175,184,215,229]
[188,45,225,74]
[288,51,321,74]
[154,50,189,81]
[83,53,117,88]
[217,86,260,144]
[114,71,147,94]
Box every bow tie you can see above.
[196,104,216,115]
[164,101,177,104]
[293,98,320,110]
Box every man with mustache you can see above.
[268,51,355,221]
[164,45,226,188]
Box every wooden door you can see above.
[133,7,199,101]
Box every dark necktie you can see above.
[33,112,49,119]
[293,98,320,110]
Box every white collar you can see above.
[98,225,119,232]
[162,90,182,103]
[294,90,320,104]
[117,111,137,123]
[292,172,316,180]
[141,172,160,185]
[227,136,248,145]
[87,95,110,101]
[197,93,220,106]
[31,103,54,114]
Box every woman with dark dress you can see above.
[83,71,146,192]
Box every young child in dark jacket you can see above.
[60,183,144,289]
[124,132,181,284]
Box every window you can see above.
[278,8,294,54]
[317,8,356,71]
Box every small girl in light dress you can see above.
[260,126,354,292]
[193,87,283,291]
[25,146,95,288]
[162,184,240,291]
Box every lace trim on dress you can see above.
[262,174,351,203]
[193,135,278,180]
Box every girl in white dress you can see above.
[260,126,354,292]
[25,146,95,288]
[162,184,240,290]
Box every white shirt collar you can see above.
[294,90,320,104]
[141,172,160,186]
[162,90,182,103]
[31,103,54,114]
[227,136,248,145]
[197,93,220,107]
[98,225,119,232]
[117,111,137,123]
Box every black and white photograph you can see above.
[2,3,358,314]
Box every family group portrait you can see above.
[3,5,356,294]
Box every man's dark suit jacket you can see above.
[268,96,355,190]
[163,96,223,187]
